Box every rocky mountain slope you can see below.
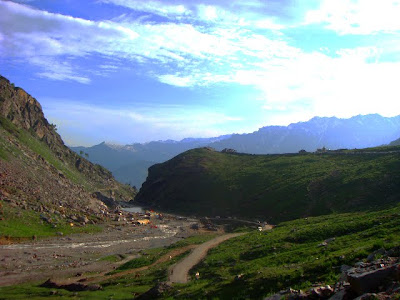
[73,115,400,188]
[0,75,135,237]
[136,147,400,223]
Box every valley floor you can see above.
[0,214,199,287]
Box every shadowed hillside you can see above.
[136,147,400,223]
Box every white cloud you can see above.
[0,1,139,81]
[253,47,400,122]
[305,0,400,35]
[28,56,91,84]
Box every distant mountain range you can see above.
[72,114,400,188]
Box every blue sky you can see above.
[1,0,400,146]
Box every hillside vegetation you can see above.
[136,147,400,223]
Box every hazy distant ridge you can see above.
[71,114,400,187]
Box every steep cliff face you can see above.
[0,76,135,235]
[0,76,62,146]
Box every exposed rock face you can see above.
[0,76,125,188]
[0,76,62,146]
[0,76,135,192]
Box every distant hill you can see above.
[136,147,400,223]
[390,138,400,146]
[0,75,135,237]
[73,115,400,188]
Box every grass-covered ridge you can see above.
[137,147,400,222]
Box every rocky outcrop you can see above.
[0,76,123,188]
[0,76,63,147]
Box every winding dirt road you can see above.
[168,233,244,284]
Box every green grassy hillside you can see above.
[136,147,400,223]
[177,204,400,299]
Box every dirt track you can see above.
[168,233,244,284]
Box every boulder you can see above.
[347,263,399,295]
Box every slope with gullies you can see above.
[0,75,135,238]
[136,147,400,223]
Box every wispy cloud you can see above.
[101,0,190,18]
[1,0,289,84]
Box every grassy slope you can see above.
[137,147,400,222]
[176,204,400,299]
[0,202,101,238]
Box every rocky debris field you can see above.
[0,211,198,287]
[0,143,109,225]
